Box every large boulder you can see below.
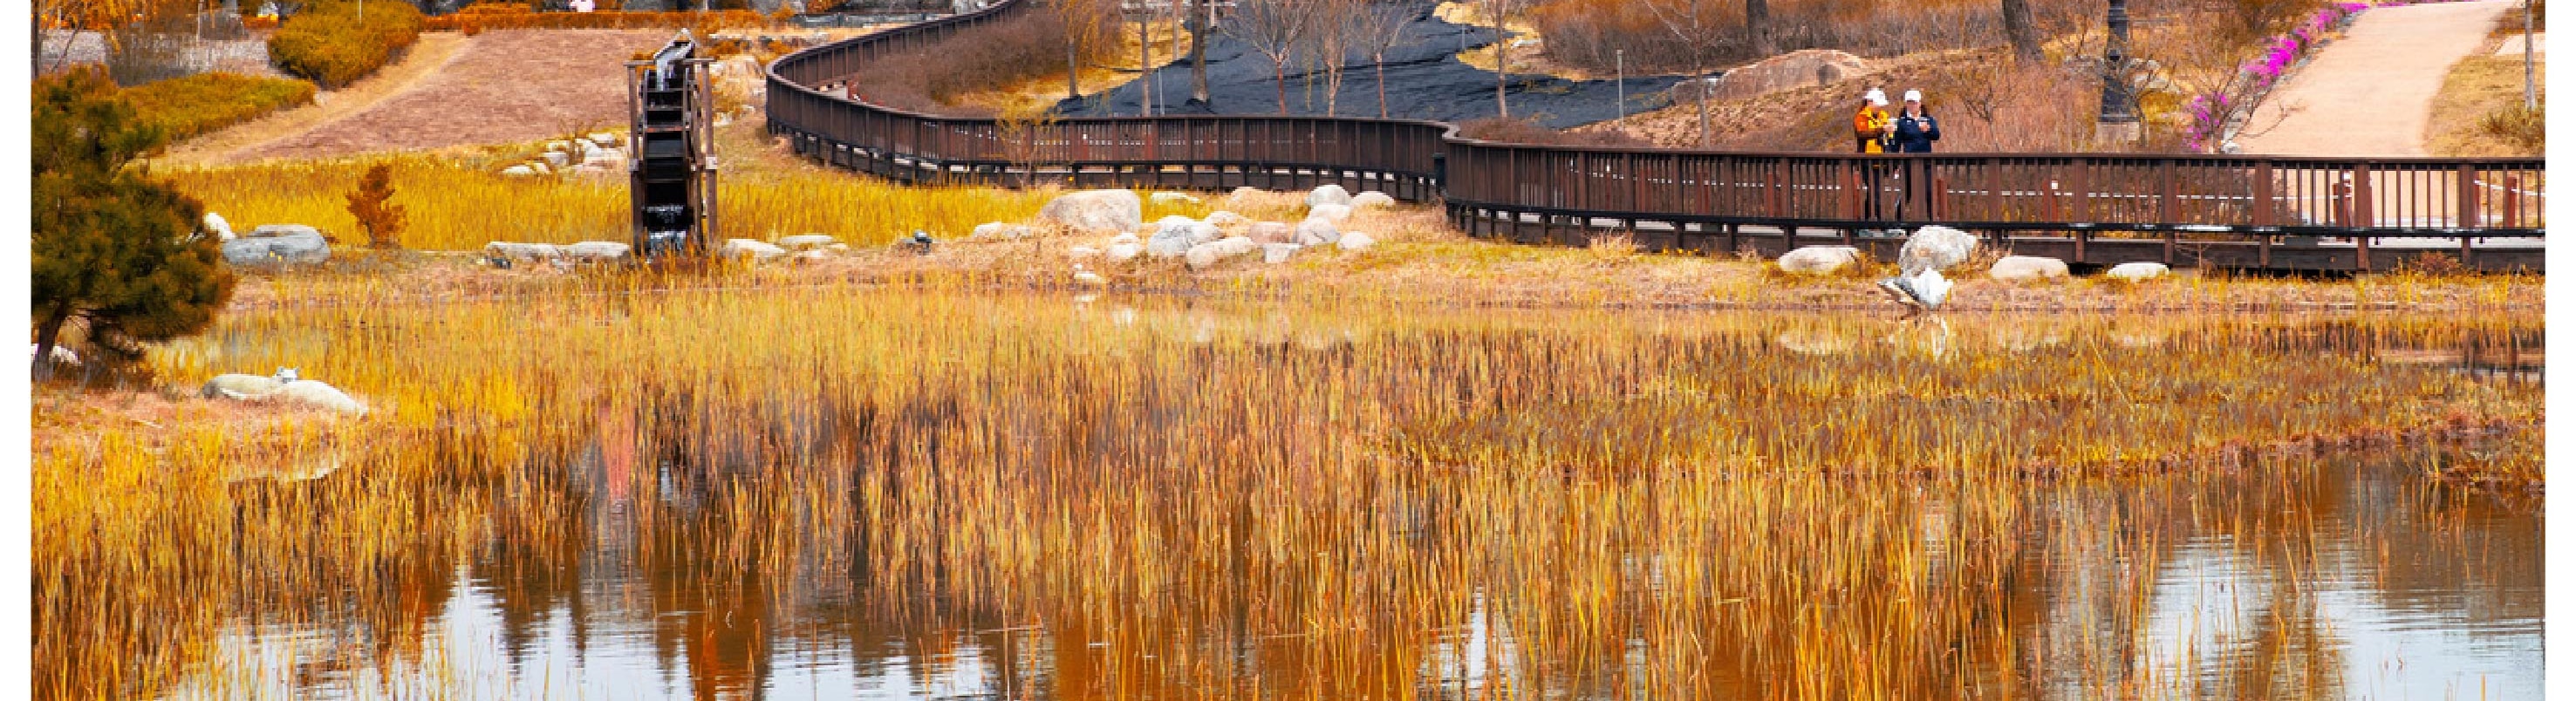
[1705,49,1873,103]
[1262,242,1302,264]
[485,242,563,261]
[1145,231,1195,259]
[1185,235,1261,269]
[1295,218,1341,247]
[1351,191,1396,209]
[722,238,789,261]
[564,241,632,261]
[1152,215,1220,244]
[587,132,620,147]
[1776,246,1860,275]
[1989,255,2069,282]
[222,225,331,266]
[1308,203,1354,224]
[1896,225,1978,276]
[1039,189,1145,233]
[1247,221,1295,244]
[2104,262,2170,282]
[1306,184,1355,209]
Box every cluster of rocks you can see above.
[1023,185,1394,283]
[202,369,369,416]
[722,234,853,263]
[1773,243,2172,283]
[503,133,630,179]
[483,240,635,264]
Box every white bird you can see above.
[1878,225,1977,311]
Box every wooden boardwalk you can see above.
[763,0,2545,273]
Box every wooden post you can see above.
[2503,174,2524,228]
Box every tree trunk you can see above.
[1138,15,1151,116]
[1067,34,1082,99]
[1492,4,1508,119]
[32,303,71,381]
[1747,0,1773,56]
[1274,62,1288,114]
[1189,0,1208,104]
[2001,0,2040,63]
[1377,52,1389,119]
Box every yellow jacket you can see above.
[1854,106,1891,154]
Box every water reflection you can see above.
[133,307,2538,700]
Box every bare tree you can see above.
[1747,0,1772,56]
[1052,0,1116,99]
[1480,0,1531,118]
[1308,0,1370,116]
[1349,0,1413,119]
[1225,0,1315,114]
[1187,0,1210,104]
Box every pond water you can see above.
[85,296,2544,701]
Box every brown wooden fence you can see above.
[765,0,2545,272]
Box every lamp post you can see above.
[2524,0,2535,111]
[2095,0,2140,144]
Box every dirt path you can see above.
[166,30,668,165]
[2236,0,2515,157]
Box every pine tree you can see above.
[346,163,407,248]
[31,67,236,378]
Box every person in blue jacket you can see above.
[1891,90,1942,153]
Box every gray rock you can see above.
[1261,242,1302,264]
[1105,242,1144,262]
[222,225,331,266]
[501,165,538,177]
[1039,189,1145,233]
[588,132,620,147]
[1306,184,1355,209]
[2104,262,2170,282]
[1896,225,1978,276]
[1988,255,2069,282]
[1145,235,1193,259]
[971,222,1033,240]
[1351,191,1396,208]
[1336,231,1377,252]
[583,148,627,170]
[1776,246,1860,275]
[1153,215,1220,244]
[526,160,552,176]
[722,238,789,261]
[778,234,840,250]
[203,212,234,241]
[1308,203,1354,223]
[564,241,632,261]
[1295,218,1341,247]
[544,140,572,153]
[484,242,563,261]
[1185,235,1261,269]
[1149,191,1203,206]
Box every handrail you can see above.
[763,0,2544,271]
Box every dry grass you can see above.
[31,285,2541,698]
[2425,54,2545,157]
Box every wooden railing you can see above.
[765,0,2545,272]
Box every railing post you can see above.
[2351,162,2374,228]
[2504,174,2524,228]
[2251,160,2275,228]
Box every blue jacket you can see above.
[1892,113,1941,153]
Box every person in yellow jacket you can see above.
[1854,88,1893,153]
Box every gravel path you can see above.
[2236,0,2514,156]
[231,30,670,161]
[1056,1,1704,128]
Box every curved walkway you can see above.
[2237,0,2516,157]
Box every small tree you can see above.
[1226,0,1317,114]
[31,67,236,377]
[1349,0,1414,119]
[1479,0,1532,119]
[346,163,407,248]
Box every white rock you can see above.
[778,234,840,250]
[1776,246,1861,275]
[1308,203,1354,223]
[1230,186,1265,200]
[1896,225,1977,276]
[222,225,331,266]
[1336,231,1377,252]
[722,238,789,261]
[1185,235,1261,269]
[793,249,831,263]
[1153,215,1220,244]
[1248,221,1295,244]
[1038,189,1145,234]
[203,212,234,241]
[2104,262,2170,282]
[1351,191,1396,208]
[1148,191,1203,206]
[564,241,632,260]
[1306,184,1355,209]
[1295,218,1340,247]
[1067,245,1104,260]
[584,148,627,169]
[1073,270,1108,286]
[545,140,572,153]
[203,375,367,416]
[972,222,1033,240]
[1988,255,2070,282]
[1204,210,1249,228]
[588,132,620,146]
[1261,242,1302,264]
[527,160,552,175]
[1145,235,1192,259]
[1105,242,1144,262]
[542,151,571,168]
[501,165,539,177]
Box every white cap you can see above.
[1863,88,1886,105]
[1903,89,1923,103]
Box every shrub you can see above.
[2478,102,2545,153]
[268,1,425,89]
[120,72,318,140]
[849,5,1119,114]
[345,163,407,248]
